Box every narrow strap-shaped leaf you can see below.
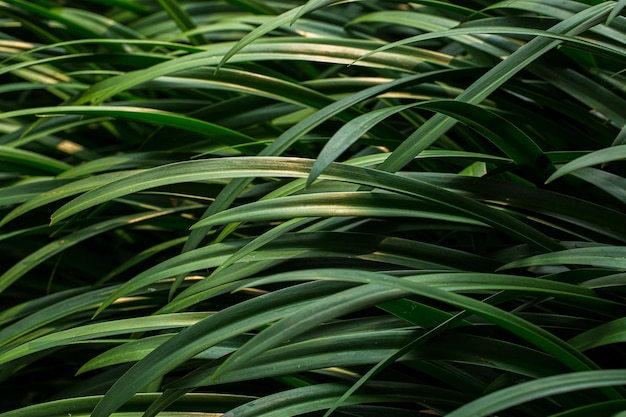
[308,99,550,185]
[94,231,493,316]
[0,178,71,207]
[0,145,71,174]
[607,0,626,25]
[445,370,626,417]
[322,292,511,417]
[89,281,356,417]
[168,328,566,390]
[612,123,626,146]
[308,104,416,186]
[217,0,341,71]
[0,312,210,366]
[0,393,252,417]
[352,27,626,66]
[290,0,340,25]
[548,400,626,417]
[0,106,256,149]
[208,217,314,277]
[189,191,488,229]
[546,145,626,183]
[499,246,626,271]
[228,269,605,375]
[180,68,480,267]
[50,157,562,251]
[375,2,615,174]
[0,286,116,349]
[0,286,86,327]
[0,206,196,293]
[0,171,140,227]
[223,382,467,417]
[157,0,205,46]
[568,317,626,352]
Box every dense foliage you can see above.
[1,0,626,416]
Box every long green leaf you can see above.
[225,269,605,375]
[547,145,626,183]
[499,246,626,270]
[217,0,341,70]
[223,382,466,417]
[0,207,195,293]
[0,145,72,174]
[157,0,205,46]
[89,281,356,417]
[308,99,549,185]
[0,170,140,227]
[568,317,626,352]
[190,191,488,229]
[0,393,252,417]
[50,157,562,251]
[0,313,210,366]
[0,106,255,149]
[375,2,615,173]
[445,370,626,417]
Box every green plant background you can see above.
[0,0,625,416]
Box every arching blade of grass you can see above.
[220,382,465,417]
[607,0,626,25]
[70,37,451,106]
[208,217,313,278]
[546,145,626,183]
[50,157,562,252]
[0,287,88,329]
[57,151,197,179]
[217,0,341,71]
[548,400,626,417]
[0,170,140,227]
[568,317,626,352]
[0,178,71,207]
[0,393,253,417]
[307,104,417,186]
[0,286,116,349]
[212,270,605,380]
[76,334,171,376]
[308,99,549,185]
[169,330,568,390]
[206,151,505,277]
[89,281,360,417]
[157,0,205,46]
[488,0,626,44]
[0,145,72,175]
[408,171,626,242]
[0,206,198,293]
[93,230,495,316]
[178,68,480,279]
[96,237,188,285]
[0,312,210,366]
[350,26,626,65]
[374,2,615,174]
[147,323,563,416]
[499,246,626,271]
[241,269,610,369]
[445,370,626,417]
[569,168,626,206]
[190,191,488,229]
[531,65,626,129]
[0,106,256,150]
[0,39,202,70]
[612,123,626,146]
[1,0,143,41]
